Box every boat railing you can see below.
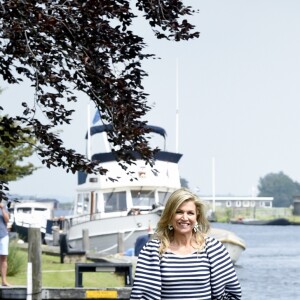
[66,206,161,228]
[66,211,129,227]
[65,213,99,227]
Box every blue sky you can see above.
[1,0,300,202]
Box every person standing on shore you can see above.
[0,201,10,286]
[130,188,241,299]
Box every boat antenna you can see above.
[212,157,216,212]
[87,102,92,160]
[176,58,179,153]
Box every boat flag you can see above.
[91,107,111,152]
[92,109,101,124]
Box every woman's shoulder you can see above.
[145,238,160,249]
[205,235,219,243]
[138,238,160,253]
[138,239,160,260]
[204,235,225,250]
[203,235,232,261]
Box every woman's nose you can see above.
[181,213,188,220]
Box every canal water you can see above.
[213,223,300,300]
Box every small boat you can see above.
[208,228,246,264]
[230,217,291,225]
[10,201,54,243]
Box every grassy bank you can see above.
[213,206,300,223]
[7,247,123,288]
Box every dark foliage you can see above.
[258,171,300,207]
[0,168,8,201]
[0,0,199,200]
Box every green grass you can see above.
[7,242,26,276]
[213,206,300,223]
[7,249,124,288]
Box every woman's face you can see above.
[171,200,197,235]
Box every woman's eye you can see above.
[175,211,195,215]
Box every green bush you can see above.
[7,242,26,276]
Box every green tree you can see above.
[257,171,300,207]
[0,118,38,181]
[0,0,199,200]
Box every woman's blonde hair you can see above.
[155,188,210,254]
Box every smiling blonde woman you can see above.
[130,188,242,300]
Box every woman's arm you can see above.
[0,203,9,224]
[130,239,162,300]
[206,237,242,300]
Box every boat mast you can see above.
[87,102,92,160]
[212,157,216,212]
[176,58,179,153]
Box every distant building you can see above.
[292,196,300,215]
[201,196,274,208]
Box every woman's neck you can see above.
[168,234,197,255]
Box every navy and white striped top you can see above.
[130,236,242,300]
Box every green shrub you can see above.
[7,242,26,276]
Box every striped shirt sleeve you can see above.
[205,236,242,299]
[130,240,162,300]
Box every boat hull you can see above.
[65,212,161,255]
[14,224,46,244]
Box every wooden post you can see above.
[82,229,90,252]
[28,228,42,300]
[52,226,60,246]
[117,231,124,254]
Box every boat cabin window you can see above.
[104,192,126,212]
[132,190,155,208]
[35,208,47,212]
[158,192,171,206]
[83,194,89,213]
[76,193,89,214]
[17,208,32,214]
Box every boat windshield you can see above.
[131,190,155,208]
[158,191,172,206]
[104,191,127,212]
[35,208,47,212]
[76,193,89,214]
[16,207,32,214]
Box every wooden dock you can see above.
[0,286,132,299]
[9,235,136,300]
